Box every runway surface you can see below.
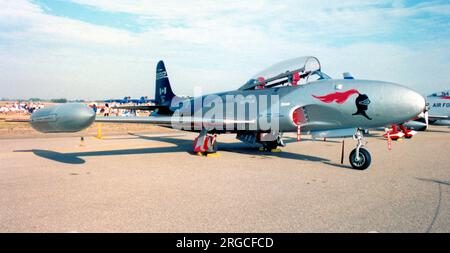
[1,126,449,232]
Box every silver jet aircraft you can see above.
[30,56,425,170]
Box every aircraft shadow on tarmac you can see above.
[14,133,360,169]
[422,128,450,133]
[416,177,450,186]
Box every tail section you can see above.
[155,60,176,106]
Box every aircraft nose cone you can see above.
[407,88,426,117]
[383,84,425,123]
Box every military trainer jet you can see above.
[30,56,425,170]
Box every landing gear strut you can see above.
[260,132,285,151]
[193,128,218,154]
[349,129,371,170]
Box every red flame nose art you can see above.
[312,89,360,104]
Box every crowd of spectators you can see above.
[0,102,45,115]
[0,100,147,117]
[88,102,145,117]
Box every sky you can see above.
[0,0,449,100]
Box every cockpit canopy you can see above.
[239,56,331,90]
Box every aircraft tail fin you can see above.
[155,60,176,106]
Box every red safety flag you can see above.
[387,131,392,150]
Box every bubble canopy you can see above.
[239,56,330,90]
[252,56,321,79]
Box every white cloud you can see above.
[0,0,138,45]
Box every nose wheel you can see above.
[349,129,371,170]
[349,148,371,170]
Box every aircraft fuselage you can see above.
[171,79,425,134]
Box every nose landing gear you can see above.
[349,129,371,170]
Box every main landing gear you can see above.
[193,129,218,155]
[259,132,286,151]
[349,129,372,170]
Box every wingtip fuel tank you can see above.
[30,103,96,133]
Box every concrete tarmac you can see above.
[0,126,449,232]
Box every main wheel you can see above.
[349,148,371,170]
[263,141,278,151]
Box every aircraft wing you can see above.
[96,115,173,126]
[428,115,449,120]
[112,105,163,111]
[127,99,156,104]
[95,116,256,129]
[104,99,125,103]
